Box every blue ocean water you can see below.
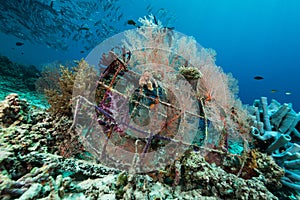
[169,0,300,111]
[0,0,299,111]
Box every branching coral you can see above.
[42,59,98,117]
[35,63,61,93]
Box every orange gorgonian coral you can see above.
[71,15,252,173]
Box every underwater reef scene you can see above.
[0,6,300,200]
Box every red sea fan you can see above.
[72,15,252,173]
[197,60,252,149]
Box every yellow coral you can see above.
[44,59,97,117]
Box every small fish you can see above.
[254,76,264,80]
[153,15,158,25]
[127,19,136,26]
[164,26,175,31]
[285,92,292,95]
[270,89,278,93]
[50,1,54,8]
[16,42,24,46]
[80,50,84,53]
[78,27,90,31]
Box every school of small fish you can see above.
[0,0,124,51]
[0,0,176,52]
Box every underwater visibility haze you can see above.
[0,0,300,199]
